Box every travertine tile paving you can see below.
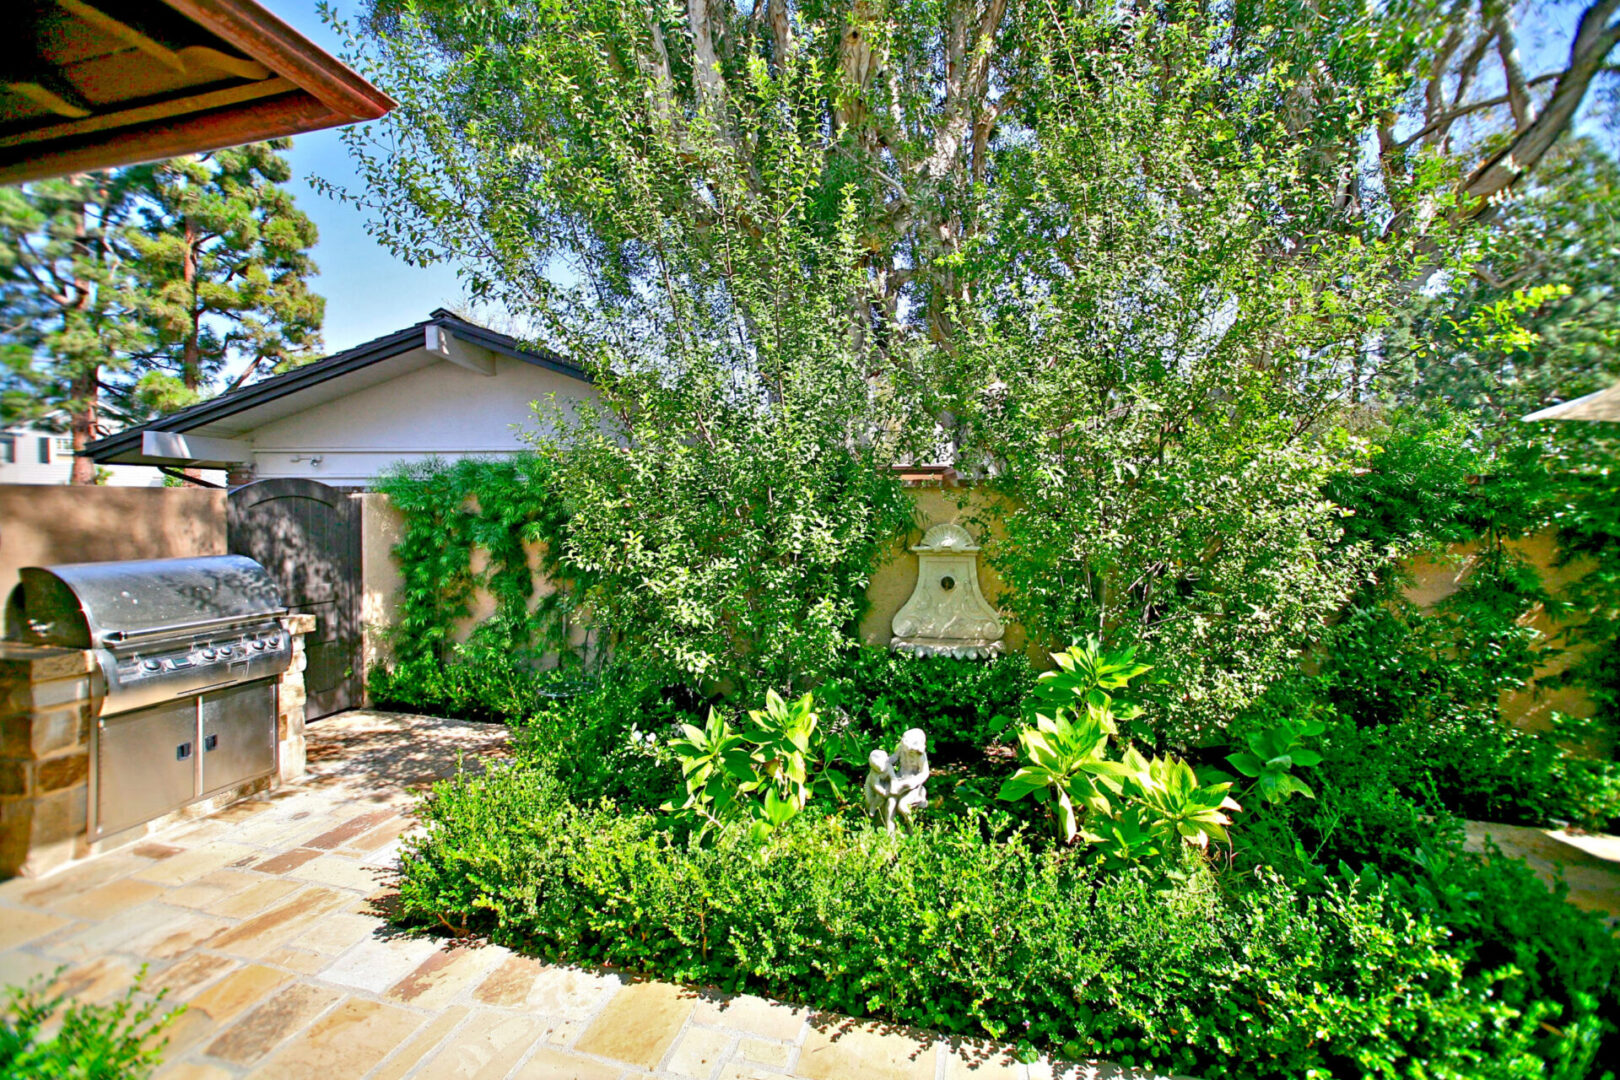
[0,710,1164,1080]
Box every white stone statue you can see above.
[863,728,930,833]
[890,523,1005,659]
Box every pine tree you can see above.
[122,139,324,410]
[0,173,149,484]
[0,141,324,484]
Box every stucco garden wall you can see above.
[355,484,1597,729]
[1403,530,1599,731]
[0,484,226,606]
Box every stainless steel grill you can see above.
[4,555,293,838]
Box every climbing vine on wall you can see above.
[373,454,581,670]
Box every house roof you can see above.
[2,0,394,185]
[86,309,589,466]
[1522,381,1620,423]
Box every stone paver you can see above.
[0,709,1167,1080]
[798,1019,938,1080]
[1465,820,1620,922]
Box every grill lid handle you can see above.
[102,610,289,644]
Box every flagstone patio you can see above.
[0,710,1160,1080]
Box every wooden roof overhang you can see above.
[2,0,394,185]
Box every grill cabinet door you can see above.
[200,681,277,796]
[98,700,198,837]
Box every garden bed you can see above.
[386,649,1620,1079]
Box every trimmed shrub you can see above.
[397,762,1620,1079]
[823,647,1034,756]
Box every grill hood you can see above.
[5,555,292,718]
[6,556,285,649]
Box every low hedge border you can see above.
[395,761,1620,1079]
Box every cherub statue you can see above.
[863,728,930,834]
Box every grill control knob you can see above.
[142,659,161,671]
[202,648,217,660]
[251,639,266,651]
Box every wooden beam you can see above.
[426,325,498,376]
[178,45,271,81]
[5,79,92,119]
[55,0,186,73]
[160,0,395,120]
[0,77,293,151]
[0,91,338,184]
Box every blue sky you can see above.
[268,0,467,355]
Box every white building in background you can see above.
[0,425,181,486]
[86,310,598,488]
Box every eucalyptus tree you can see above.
[334,0,1616,729]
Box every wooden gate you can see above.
[228,478,361,720]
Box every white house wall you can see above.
[245,352,597,486]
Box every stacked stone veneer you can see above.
[0,614,315,879]
[0,644,97,878]
[277,613,316,782]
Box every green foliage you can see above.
[1,143,322,482]
[1,968,181,1080]
[373,454,577,671]
[531,383,913,697]
[367,642,587,726]
[823,648,1033,755]
[666,690,854,842]
[397,760,1620,1079]
[998,641,1239,865]
[121,141,323,407]
[0,173,152,481]
[1227,716,1326,804]
[1387,138,1620,426]
[998,705,1132,844]
[1024,640,1151,735]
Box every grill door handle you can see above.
[204,734,219,752]
[176,742,193,761]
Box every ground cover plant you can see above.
[0,969,180,1080]
[394,642,1620,1078]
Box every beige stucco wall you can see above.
[357,492,406,678]
[858,484,1041,664]
[1403,529,1598,732]
[0,484,226,608]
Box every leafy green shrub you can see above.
[823,648,1033,755]
[1,968,181,1080]
[1237,716,1466,878]
[397,761,1619,1079]
[1385,709,1620,830]
[665,691,856,842]
[367,643,590,725]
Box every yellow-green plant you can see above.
[999,643,1239,866]
[665,690,845,842]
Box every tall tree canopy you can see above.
[0,173,148,484]
[123,140,324,411]
[345,0,1617,351]
[0,140,323,482]
[338,0,1618,733]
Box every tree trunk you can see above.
[69,369,98,485]
[183,219,201,391]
